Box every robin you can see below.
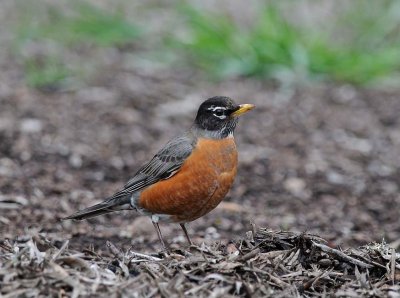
[64,96,254,250]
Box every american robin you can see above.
[64,96,254,250]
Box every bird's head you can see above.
[194,96,254,138]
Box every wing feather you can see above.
[64,132,196,221]
[112,132,196,198]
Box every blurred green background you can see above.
[4,0,400,90]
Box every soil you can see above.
[1,67,399,253]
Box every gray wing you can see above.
[115,131,196,197]
[63,132,196,221]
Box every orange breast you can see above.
[138,137,238,222]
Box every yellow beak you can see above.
[230,104,255,117]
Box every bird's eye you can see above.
[214,110,224,117]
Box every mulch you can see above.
[1,229,399,297]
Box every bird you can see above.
[63,96,254,251]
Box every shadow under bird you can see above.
[63,96,254,250]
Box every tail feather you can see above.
[63,195,131,221]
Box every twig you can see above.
[106,241,124,259]
[245,267,291,288]
[232,248,260,262]
[311,241,373,269]
[286,249,300,267]
[299,271,325,292]
[241,248,260,262]
[350,249,386,269]
[128,250,162,262]
[52,240,69,261]
[390,248,396,285]
[55,256,92,272]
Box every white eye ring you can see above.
[213,112,226,119]
[207,106,227,112]
[207,106,227,119]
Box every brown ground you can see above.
[1,70,400,249]
[1,62,400,297]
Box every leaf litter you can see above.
[1,229,399,297]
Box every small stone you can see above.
[226,243,239,256]
[318,258,332,267]
[326,171,346,185]
[124,217,154,237]
[0,158,19,177]
[204,226,220,240]
[69,154,82,168]
[217,201,244,213]
[284,177,306,196]
[110,156,124,170]
[19,119,43,133]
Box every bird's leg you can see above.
[180,223,193,245]
[152,221,168,252]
